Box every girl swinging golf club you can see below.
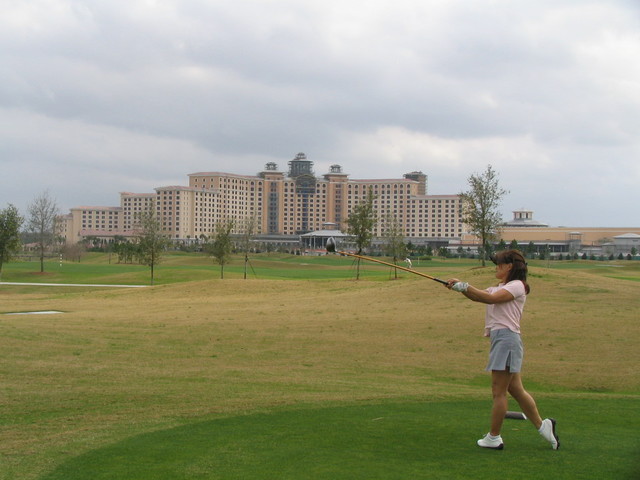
[446,249,560,450]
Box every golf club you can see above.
[326,237,448,285]
[505,411,527,420]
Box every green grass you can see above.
[0,254,638,479]
[2,258,150,284]
[3,254,639,285]
[39,399,640,480]
[527,259,640,282]
[1,254,471,284]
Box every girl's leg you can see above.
[490,370,513,436]
[507,373,543,429]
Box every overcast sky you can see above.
[2,0,639,227]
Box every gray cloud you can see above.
[1,0,639,227]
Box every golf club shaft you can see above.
[334,249,448,284]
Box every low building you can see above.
[460,210,640,257]
[613,233,640,255]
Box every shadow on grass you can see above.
[40,398,639,480]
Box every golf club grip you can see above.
[337,250,448,284]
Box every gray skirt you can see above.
[486,328,523,373]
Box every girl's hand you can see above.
[452,282,469,292]
[445,278,461,290]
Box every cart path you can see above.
[0,282,148,288]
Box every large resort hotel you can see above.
[60,153,464,245]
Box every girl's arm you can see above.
[460,284,514,304]
[445,279,515,305]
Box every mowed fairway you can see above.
[1,257,639,479]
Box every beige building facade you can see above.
[187,158,462,240]
[61,153,464,246]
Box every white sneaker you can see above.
[539,418,560,450]
[477,433,504,450]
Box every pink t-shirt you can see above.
[484,280,527,335]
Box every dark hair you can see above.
[490,249,530,294]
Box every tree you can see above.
[27,191,59,273]
[406,241,415,256]
[526,241,536,258]
[60,242,86,263]
[0,204,24,281]
[459,165,508,266]
[206,218,235,279]
[540,244,550,264]
[115,241,137,264]
[136,207,170,285]
[345,187,377,279]
[239,215,257,279]
[108,235,127,264]
[382,213,407,279]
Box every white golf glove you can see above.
[452,281,469,292]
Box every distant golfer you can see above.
[445,249,560,450]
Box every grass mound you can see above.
[41,399,640,480]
